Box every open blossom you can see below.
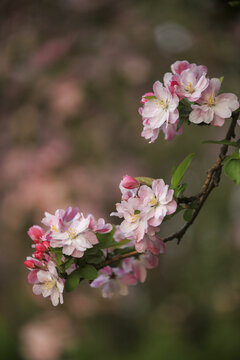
[42,206,80,233]
[122,252,159,283]
[140,81,179,130]
[88,214,112,233]
[111,197,149,242]
[50,215,98,258]
[189,78,239,126]
[138,179,177,227]
[90,265,137,298]
[164,60,209,101]
[32,261,64,306]
[135,227,166,254]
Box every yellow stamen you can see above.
[186,82,194,94]
[206,95,216,106]
[148,196,158,206]
[44,280,56,290]
[157,98,168,109]
[67,229,77,239]
[51,225,58,232]
[130,214,140,223]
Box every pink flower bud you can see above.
[35,243,47,252]
[42,240,50,249]
[121,175,139,189]
[24,260,35,268]
[34,251,43,260]
[27,225,45,243]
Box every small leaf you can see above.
[78,264,98,280]
[183,209,193,222]
[175,183,187,197]
[219,76,224,84]
[171,153,195,189]
[62,258,75,271]
[144,95,157,100]
[224,158,240,185]
[85,249,104,264]
[135,177,155,186]
[202,139,240,148]
[51,248,63,266]
[114,238,131,248]
[65,269,81,292]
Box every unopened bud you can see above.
[35,243,46,252]
[34,251,43,260]
[122,175,139,189]
[24,260,35,268]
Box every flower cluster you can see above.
[111,175,176,253]
[24,207,112,305]
[139,60,239,142]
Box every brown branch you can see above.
[163,110,239,244]
[98,110,239,268]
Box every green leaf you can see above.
[65,269,81,292]
[114,238,131,248]
[224,158,240,185]
[202,139,240,148]
[78,264,98,280]
[144,95,157,100]
[219,76,224,84]
[183,209,193,222]
[85,249,104,264]
[175,183,187,197]
[62,257,75,271]
[50,248,63,266]
[171,153,195,189]
[135,177,155,186]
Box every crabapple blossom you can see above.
[42,206,80,233]
[111,196,149,242]
[90,265,137,298]
[50,215,98,258]
[164,60,209,101]
[32,261,64,306]
[189,78,239,126]
[138,179,177,227]
[88,214,112,233]
[139,81,179,130]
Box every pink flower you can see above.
[90,265,137,298]
[42,206,80,233]
[121,175,139,190]
[50,215,98,258]
[32,261,64,306]
[135,227,166,254]
[122,252,159,283]
[111,197,149,241]
[189,78,239,126]
[140,81,179,129]
[88,214,112,234]
[164,61,209,101]
[138,179,177,227]
[27,226,45,244]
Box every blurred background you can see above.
[0,0,240,359]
